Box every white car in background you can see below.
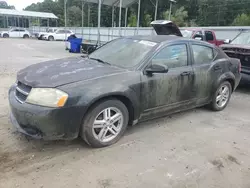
[36,28,58,40]
[0,28,31,38]
[42,29,74,41]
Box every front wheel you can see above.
[210,81,232,111]
[3,34,9,38]
[81,99,129,148]
[48,36,54,41]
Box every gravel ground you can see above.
[1,38,250,188]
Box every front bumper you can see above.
[8,85,83,140]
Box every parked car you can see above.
[220,31,250,84]
[9,20,241,148]
[42,29,74,41]
[36,28,58,40]
[0,28,30,38]
[179,28,225,46]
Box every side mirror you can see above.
[224,39,231,44]
[146,64,169,75]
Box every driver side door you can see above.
[140,43,196,120]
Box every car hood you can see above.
[17,56,126,88]
[220,44,250,49]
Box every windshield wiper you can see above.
[89,57,111,65]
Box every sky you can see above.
[6,0,43,10]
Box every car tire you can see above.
[3,34,9,38]
[210,81,232,111]
[48,36,54,41]
[23,34,29,39]
[81,99,129,148]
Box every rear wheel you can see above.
[3,33,9,38]
[48,36,54,41]
[23,34,29,39]
[210,81,232,111]
[81,99,129,148]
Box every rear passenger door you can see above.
[191,43,220,102]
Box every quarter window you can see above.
[152,44,188,69]
[192,44,214,65]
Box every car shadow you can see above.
[235,84,250,94]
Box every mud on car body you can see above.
[9,21,241,148]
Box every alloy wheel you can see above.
[216,84,230,108]
[92,107,124,143]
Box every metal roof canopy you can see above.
[0,8,58,19]
[84,0,137,8]
[83,0,140,45]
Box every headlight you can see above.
[26,88,68,108]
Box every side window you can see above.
[12,29,19,32]
[152,44,188,69]
[205,31,214,41]
[56,30,64,34]
[66,30,71,34]
[192,44,214,65]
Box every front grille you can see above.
[15,81,32,103]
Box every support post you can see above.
[6,16,8,28]
[97,0,101,46]
[137,0,141,31]
[111,5,114,27]
[47,18,49,27]
[88,4,90,27]
[125,7,128,27]
[169,2,172,20]
[154,0,158,20]
[119,0,122,36]
[82,1,85,37]
[64,0,67,41]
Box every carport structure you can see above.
[0,8,58,28]
[81,0,159,44]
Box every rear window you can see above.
[192,44,214,65]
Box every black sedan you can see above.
[9,35,241,148]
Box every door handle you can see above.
[181,71,191,76]
[214,65,222,70]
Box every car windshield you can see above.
[180,30,194,38]
[89,38,157,68]
[231,32,250,45]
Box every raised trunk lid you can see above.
[151,20,183,37]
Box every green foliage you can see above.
[232,13,250,26]
[20,0,250,27]
[163,6,188,27]
[128,12,137,27]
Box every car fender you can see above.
[60,81,141,123]
[212,71,236,93]
[81,86,140,121]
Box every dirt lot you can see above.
[1,38,250,188]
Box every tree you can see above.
[68,6,82,27]
[0,1,15,9]
[128,12,137,27]
[232,13,250,26]
[163,6,188,27]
